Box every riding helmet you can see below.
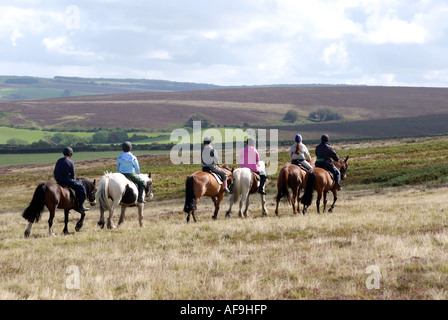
[63,147,73,156]
[295,134,302,143]
[321,134,330,142]
[203,136,212,144]
[122,141,132,152]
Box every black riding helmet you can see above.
[63,147,73,156]
[122,141,132,152]
[321,134,330,143]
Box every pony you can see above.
[96,172,153,229]
[274,158,315,216]
[225,161,268,218]
[275,163,307,215]
[301,156,349,214]
[22,178,96,238]
[183,165,232,222]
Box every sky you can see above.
[1,0,448,87]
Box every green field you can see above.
[0,127,94,144]
[0,150,168,167]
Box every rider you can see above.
[117,141,147,203]
[239,137,267,195]
[289,133,313,172]
[315,134,342,190]
[53,147,89,213]
[201,136,230,193]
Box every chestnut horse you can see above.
[275,158,315,215]
[301,156,349,214]
[22,178,96,238]
[183,165,232,222]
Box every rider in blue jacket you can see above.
[117,141,146,203]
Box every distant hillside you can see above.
[1,85,448,141]
[0,75,224,100]
[0,75,355,100]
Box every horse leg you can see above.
[291,188,298,215]
[137,204,144,228]
[225,194,234,218]
[328,190,338,213]
[48,208,56,236]
[75,210,85,232]
[212,194,224,220]
[63,209,70,235]
[118,205,126,227]
[107,200,119,229]
[261,194,268,216]
[189,198,200,223]
[24,222,33,238]
[98,207,105,229]
[316,191,322,214]
[323,192,328,213]
[243,194,250,218]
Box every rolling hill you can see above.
[1,85,448,142]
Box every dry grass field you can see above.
[1,185,447,300]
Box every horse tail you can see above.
[183,176,197,213]
[230,170,241,204]
[301,171,316,206]
[22,183,47,223]
[96,175,111,211]
[276,167,291,204]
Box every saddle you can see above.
[57,183,77,203]
[291,160,309,172]
[202,167,223,185]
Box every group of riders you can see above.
[54,133,342,213]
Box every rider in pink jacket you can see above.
[239,137,267,195]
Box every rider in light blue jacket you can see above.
[117,150,141,174]
[117,141,146,203]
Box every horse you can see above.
[275,158,315,216]
[183,165,232,222]
[225,161,268,219]
[301,156,349,214]
[96,172,153,229]
[22,178,96,238]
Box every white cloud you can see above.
[1,0,448,87]
[321,42,349,68]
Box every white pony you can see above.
[225,161,268,218]
[96,172,153,229]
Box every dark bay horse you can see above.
[183,165,232,222]
[301,156,349,214]
[22,178,96,237]
[275,158,315,215]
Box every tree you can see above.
[308,108,343,122]
[185,113,213,128]
[283,109,299,123]
[91,130,110,143]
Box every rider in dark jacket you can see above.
[54,147,89,213]
[315,134,342,190]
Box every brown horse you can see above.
[183,165,232,222]
[301,156,349,214]
[22,178,96,237]
[275,158,315,215]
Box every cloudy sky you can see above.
[1,0,448,87]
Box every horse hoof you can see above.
[24,231,30,238]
